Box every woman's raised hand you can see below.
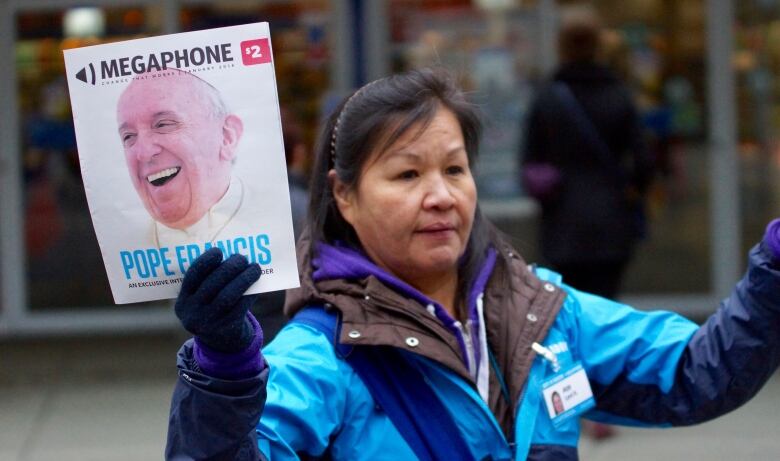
[175,247,262,353]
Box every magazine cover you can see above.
[63,23,299,304]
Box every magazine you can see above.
[64,23,299,304]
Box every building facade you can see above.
[1,0,775,335]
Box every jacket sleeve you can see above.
[166,339,268,460]
[256,323,355,459]
[166,324,353,461]
[568,241,780,426]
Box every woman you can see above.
[166,68,780,460]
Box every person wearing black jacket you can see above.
[521,9,654,300]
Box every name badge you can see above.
[541,362,595,427]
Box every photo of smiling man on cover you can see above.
[116,69,246,249]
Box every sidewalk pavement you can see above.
[1,333,779,460]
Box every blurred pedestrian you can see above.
[521,6,654,301]
[166,67,780,460]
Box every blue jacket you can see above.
[167,241,780,460]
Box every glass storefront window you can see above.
[735,1,780,259]
[595,0,713,294]
[17,6,163,310]
[4,0,756,320]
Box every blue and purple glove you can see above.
[765,219,780,261]
[175,247,265,379]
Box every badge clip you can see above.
[532,342,560,372]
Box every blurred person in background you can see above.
[165,67,780,460]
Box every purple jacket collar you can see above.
[313,242,433,306]
[313,241,498,371]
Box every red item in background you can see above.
[25,178,63,258]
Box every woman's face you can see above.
[552,392,564,414]
[333,107,477,289]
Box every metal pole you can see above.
[364,0,389,81]
[0,0,27,330]
[538,0,558,76]
[706,0,741,298]
[161,0,179,35]
[330,0,354,93]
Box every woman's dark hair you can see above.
[308,67,501,314]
